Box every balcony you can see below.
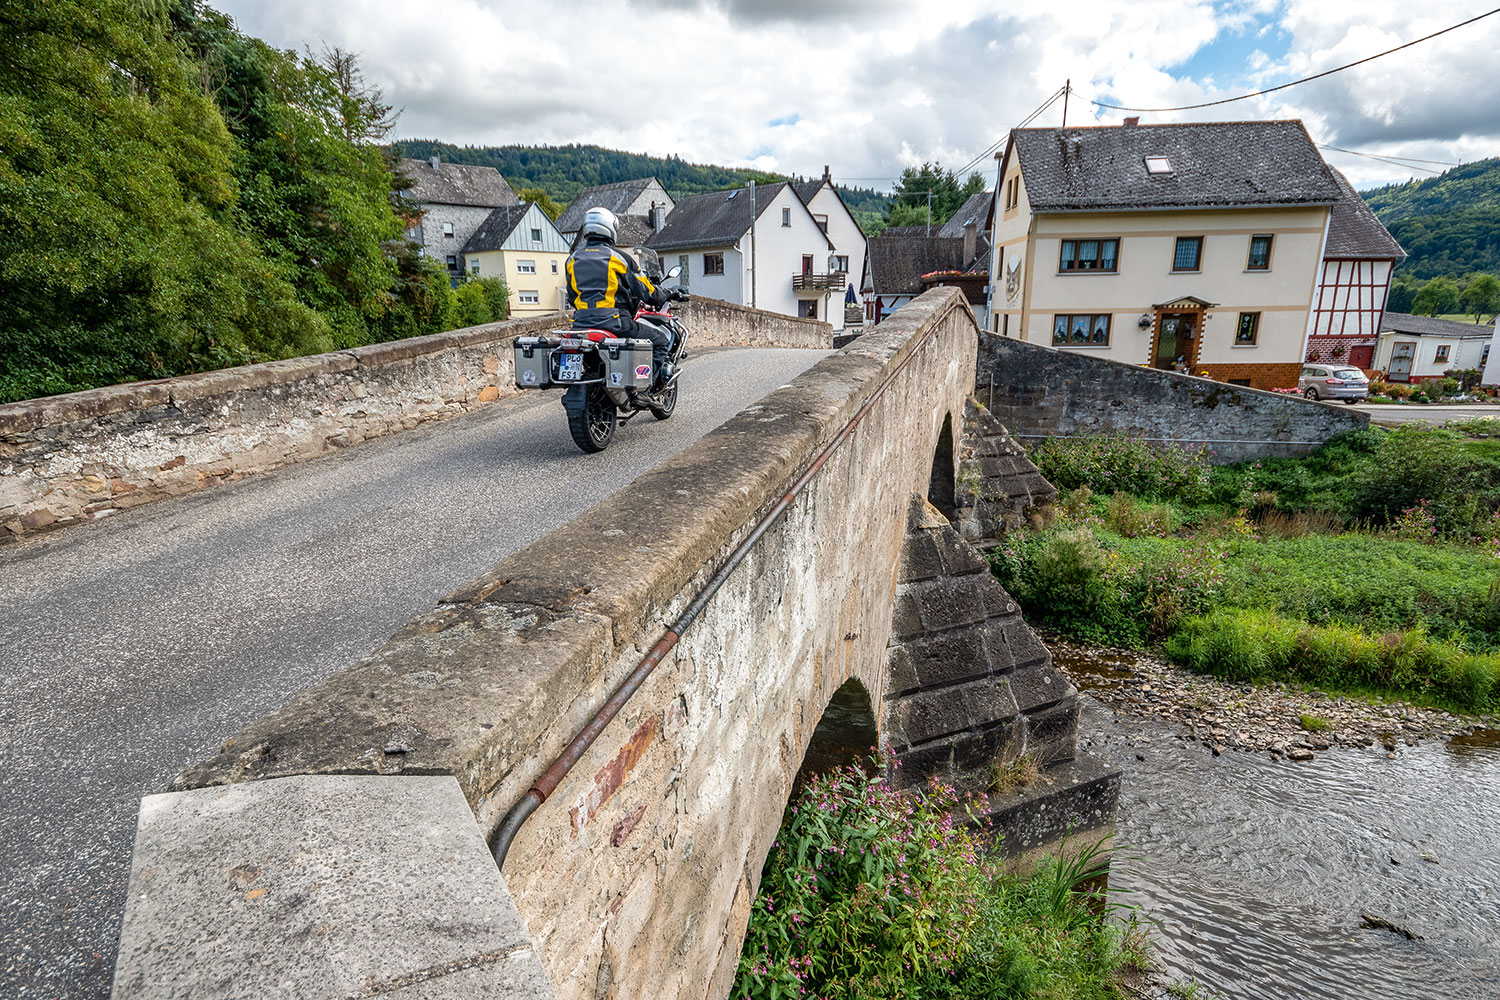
[791,271,847,291]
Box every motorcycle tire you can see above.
[650,381,678,421]
[564,385,616,453]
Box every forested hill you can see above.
[1360,158,1500,280]
[396,139,891,218]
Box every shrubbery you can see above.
[734,764,1139,1000]
[1028,436,1211,504]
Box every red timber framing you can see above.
[1306,258,1393,367]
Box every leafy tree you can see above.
[884,162,984,231]
[1386,271,1420,313]
[1460,272,1500,322]
[517,187,563,221]
[472,277,511,321]
[1412,275,1462,316]
[453,281,493,327]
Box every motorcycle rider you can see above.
[566,207,687,390]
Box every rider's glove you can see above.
[672,288,691,302]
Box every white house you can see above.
[988,119,1343,390]
[557,178,675,242]
[645,182,840,327]
[1481,319,1499,387]
[793,167,869,311]
[1375,312,1494,383]
[399,155,520,284]
[1306,168,1406,370]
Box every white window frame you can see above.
[442,222,455,239]
[518,290,541,305]
[516,260,537,274]
[469,258,480,274]
[550,260,559,273]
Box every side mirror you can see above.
[665,265,682,280]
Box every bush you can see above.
[453,280,493,328]
[735,764,1138,1000]
[1166,608,1499,711]
[1030,436,1211,504]
[1104,493,1177,538]
[472,276,511,321]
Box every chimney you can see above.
[963,221,977,268]
[823,164,831,182]
[1123,117,1140,127]
[429,155,440,170]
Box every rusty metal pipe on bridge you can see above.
[489,300,964,872]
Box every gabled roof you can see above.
[1324,167,1406,260]
[1380,312,1493,338]
[614,215,656,247]
[1009,120,1340,212]
[645,182,832,252]
[866,234,968,295]
[461,205,536,253]
[792,178,825,203]
[399,158,519,208]
[557,178,668,234]
[938,191,994,239]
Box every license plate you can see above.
[557,353,583,381]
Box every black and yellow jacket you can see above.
[566,240,670,333]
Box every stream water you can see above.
[1075,696,1500,999]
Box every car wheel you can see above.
[1345,398,1358,405]
[1304,387,1319,400]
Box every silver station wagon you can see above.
[1299,365,1369,403]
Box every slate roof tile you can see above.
[556,178,666,234]
[399,158,519,208]
[867,235,968,295]
[1380,312,1493,338]
[938,191,994,239]
[1324,167,1405,260]
[1012,121,1340,212]
[645,182,792,252]
[461,206,532,253]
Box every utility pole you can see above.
[926,190,933,236]
[749,180,757,310]
[1062,78,1070,127]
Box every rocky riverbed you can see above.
[1046,635,1493,761]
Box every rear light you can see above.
[1325,378,1343,384]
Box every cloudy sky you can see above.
[214,0,1500,192]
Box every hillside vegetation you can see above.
[396,139,893,223]
[1362,158,1500,281]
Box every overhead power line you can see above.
[1090,7,1500,113]
[1317,143,1458,174]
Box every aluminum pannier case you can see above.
[513,336,552,389]
[600,338,654,390]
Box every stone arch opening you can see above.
[794,677,878,791]
[927,412,957,522]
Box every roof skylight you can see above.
[1144,156,1174,174]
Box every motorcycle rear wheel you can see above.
[565,385,616,453]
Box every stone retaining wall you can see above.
[976,332,1369,464]
[0,299,830,544]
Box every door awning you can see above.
[1153,296,1217,311]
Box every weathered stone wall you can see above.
[678,295,833,350]
[127,289,975,1000]
[0,298,827,544]
[976,332,1369,464]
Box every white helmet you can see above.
[581,206,618,243]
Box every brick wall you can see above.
[976,333,1368,464]
[1196,362,1303,391]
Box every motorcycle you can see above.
[512,257,689,454]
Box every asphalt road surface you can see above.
[1359,402,1499,425]
[0,346,829,1000]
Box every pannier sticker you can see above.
[635,365,652,378]
[609,372,623,386]
[522,370,537,384]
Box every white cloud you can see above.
[212,0,1499,191]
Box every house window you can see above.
[1235,312,1260,345]
[517,260,536,274]
[1004,176,1020,210]
[518,290,540,305]
[704,252,724,276]
[1058,238,1118,272]
[1435,344,1451,363]
[1144,156,1173,174]
[832,255,848,273]
[814,213,829,233]
[1247,234,1273,270]
[551,260,558,273]
[531,227,542,242]
[1173,236,1202,271]
[1483,345,1491,367]
[444,254,457,271]
[406,226,419,240]
[679,254,689,289]
[470,258,480,274]
[1051,313,1112,347]
[782,207,791,227]
[442,222,455,239]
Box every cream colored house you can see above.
[989,120,1343,390]
[461,203,571,315]
[1375,312,1493,383]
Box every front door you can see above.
[1389,342,1415,382]
[1348,344,1375,370]
[802,255,814,277]
[1154,313,1198,370]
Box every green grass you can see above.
[1299,713,1331,732]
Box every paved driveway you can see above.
[0,346,829,1000]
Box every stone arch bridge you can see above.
[112,288,1117,1000]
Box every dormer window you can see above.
[1144,156,1173,175]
